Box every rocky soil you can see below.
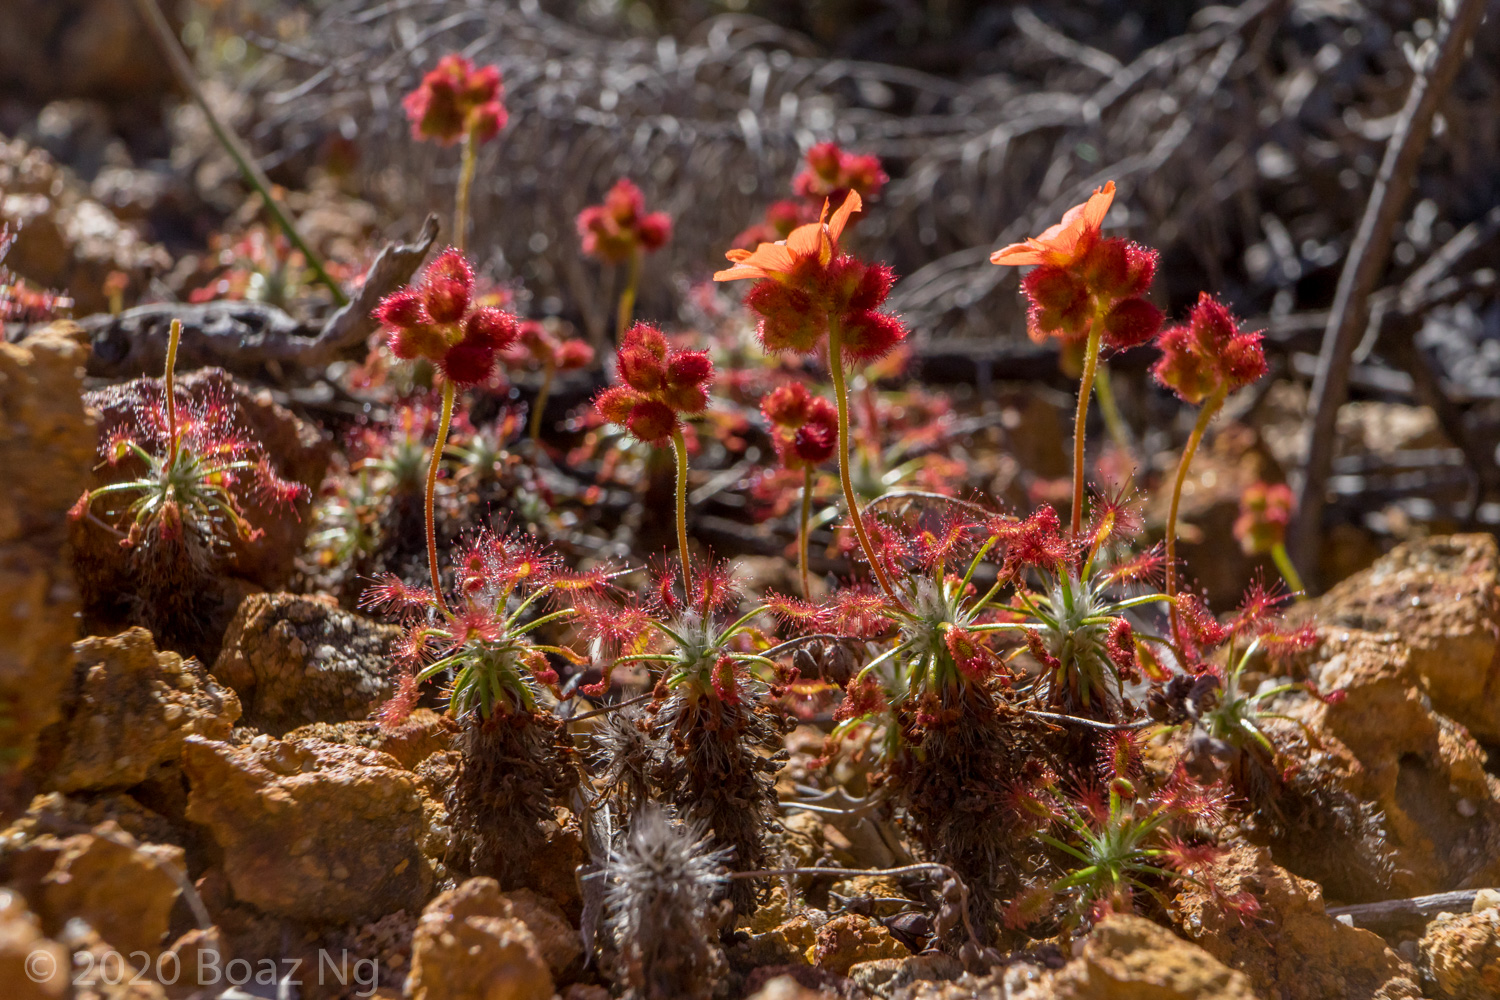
[0,323,1496,998]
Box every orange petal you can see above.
[991,241,1049,266]
[783,221,824,260]
[1082,181,1115,231]
[827,190,862,245]
[714,241,799,281]
[714,262,770,281]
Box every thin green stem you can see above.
[616,248,641,342]
[529,361,555,444]
[798,465,813,598]
[671,427,693,590]
[130,0,346,306]
[828,322,899,603]
[426,380,457,616]
[1071,324,1104,535]
[164,318,181,466]
[1271,541,1307,596]
[1165,388,1226,640]
[1093,361,1133,468]
[454,131,478,253]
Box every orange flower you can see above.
[991,181,1115,268]
[713,191,906,362]
[715,190,863,282]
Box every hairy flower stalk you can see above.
[829,318,899,600]
[760,381,836,598]
[1235,482,1304,595]
[594,323,714,582]
[1070,324,1103,534]
[425,380,457,613]
[579,179,672,341]
[1163,388,1223,636]
[403,54,508,252]
[670,428,693,589]
[991,181,1161,535]
[715,190,908,603]
[374,249,522,611]
[1151,293,1267,642]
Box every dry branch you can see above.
[1289,0,1490,582]
[81,215,439,379]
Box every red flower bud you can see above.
[666,350,713,388]
[555,340,595,370]
[626,399,676,445]
[761,382,814,428]
[594,386,637,425]
[1102,296,1163,350]
[463,308,519,350]
[840,309,907,362]
[373,288,427,329]
[1151,293,1267,404]
[617,345,665,393]
[440,340,496,386]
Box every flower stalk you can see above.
[425,380,457,616]
[1165,386,1225,638]
[829,321,898,602]
[1070,324,1103,535]
[617,248,641,343]
[798,466,814,598]
[454,131,479,253]
[528,360,555,444]
[671,426,693,590]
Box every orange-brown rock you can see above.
[1418,902,1500,1000]
[1305,533,1500,742]
[33,628,239,793]
[37,822,183,957]
[0,321,93,812]
[809,913,908,977]
[182,735,432,924]
[213,593,403,737]
[283,709,458,771]
[405,878,553,1000]
[1298,629,1500,894]
[1173,841,1420,1000]
[0,887,69,1000]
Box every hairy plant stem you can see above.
[1165,387,1225,640]
[828,321,899,602]
[130,0,346,306]
[454,132,478,253]
[528,361,555,444]
[426,380,457,616]
[616,248,641,342]
[1070,325,1104,536]
[1271,541,1307,597]
[671,427,693,589]
[164,318,182,465]
[798,466,814,598]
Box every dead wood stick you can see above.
[1327,888,1494,931]
[1288,0,1488,587]
[130,0,347,306]
[81,215,439,379]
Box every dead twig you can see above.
[80,215,439,379]
[1289,0,1489,584]
[1327,888,1496,931]
[130,0,348,306]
